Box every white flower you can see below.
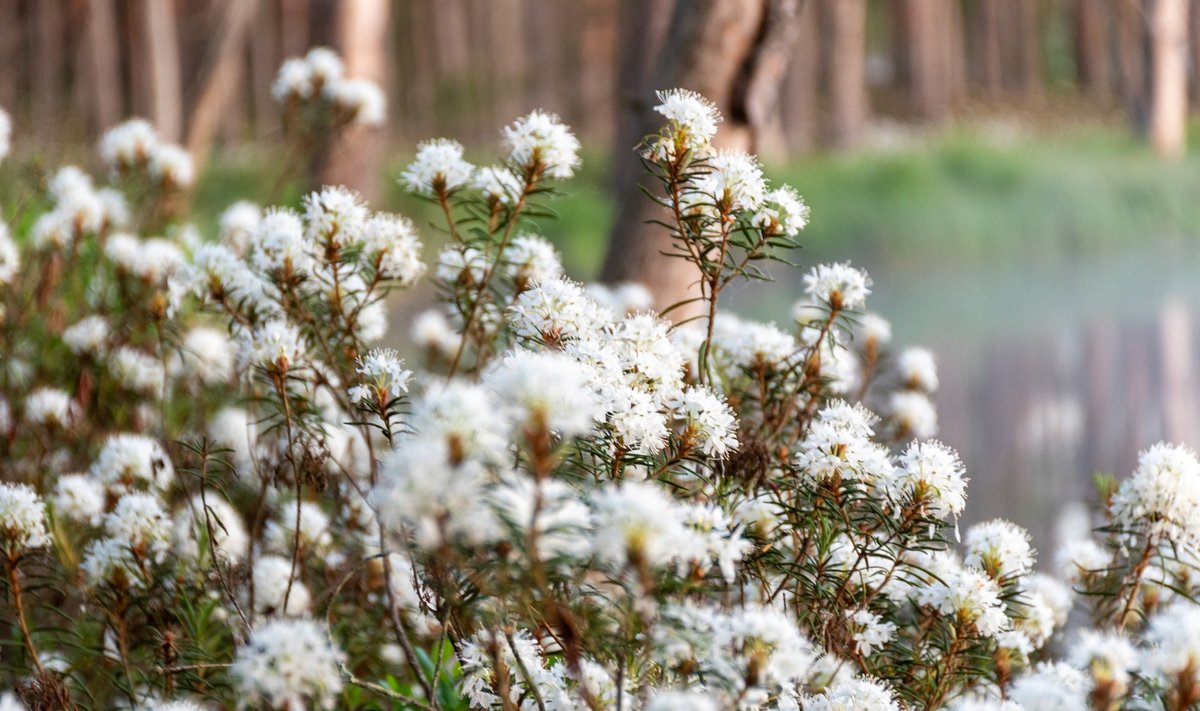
[81,537,143,589]
[99,118,158,171]
[62,315,110,355]
[473,164,523,203]
[103,493,171,561]
[264,501,332,556]
[51,474,106,526]
[889,391,938,439]
[411,309,461,354]
[435,244,488,285]
[502,110,581,179]
[91,433,175,493]
[372,439,499,549]
[326,77,386,126]
[502,234,562,284]
[174,494,248,565]
[304,47,344,86]
[510,276,612,345]
[362,213,425,285]
[1111,442,1200,547]
[231,618,345,709]
[109,345,166,395]
[916,565,1009,638]
[1142,601,1200,686]
[846,609,896,658]
[352,348,412,401]
[484,349,599,438]
[897,346,938,393]
[803,262,872,311]
[671,386,739,458]
[0,221,18,286]
[752,185,810,236]
[646,690,720,711]
[858,313,892,347]
[251,555,311,616]
[409,382,509,463]
[24,387,77,428]
[1068,629,1136,689]
[148,143,195,188]
[303,185,368,248]
[489,476,591,560]
[251,207,313,275]
[605,385,670,454]
[964,518,1035,580]
[238,319,306,372]
[400,138,475,195]
[590,481,695,572]
[1055,538,1112,582]
[219,201,262,253]
[694,149,766,213]
[176,327,235,386]
[653,88,722,153]
[803,676,899,711]
[1008,662,1090,711]
[888,440,968,519]
[0,483,51,555]
[272,57,314,101]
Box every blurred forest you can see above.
[2,0,1198,161]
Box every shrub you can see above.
[0,52,1197,711]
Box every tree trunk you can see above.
[820,0,868,148]
[32,0,65,140]
[141,0,183,141]
[317,0,391,199]
[1147,0,1187,158]
[778,2,820,153]
[601,0,802,312]
[1114,0,1148,130]
[1073,0,1112,94]
[0,0,19,110]
[87,0,123,130]
[249,0,280,140]
[893,0,955,123]
[185,0,260,178]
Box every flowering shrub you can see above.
[1,54,1200,711]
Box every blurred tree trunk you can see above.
[579,0,618,144]
[968,0,1005,95]
[0,0,18,110]
[609,0,675,196]
[141,0,182,140]
[1072,0,1112,94]
[317,0,390,199]
[892,0,957,123]
[1114,0,1148,129]
[1007,0,1041,96]
[1190,0,1200,103]
[249,0,280,140]
[778,2,819,153]
[601,0,802,312]
[186,0,259,177]
[1147,0,1187,158]
[279,0,310,57]
[820,0,867,147]
[32,0,64,139]
[87,0,123,130]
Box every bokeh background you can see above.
[5,0,1200,555]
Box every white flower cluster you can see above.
[0,483,50,555]
[100,118,195,188]
[273,47,386,126]
[231,618,345,709]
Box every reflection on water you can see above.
[737,243,1200,557]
